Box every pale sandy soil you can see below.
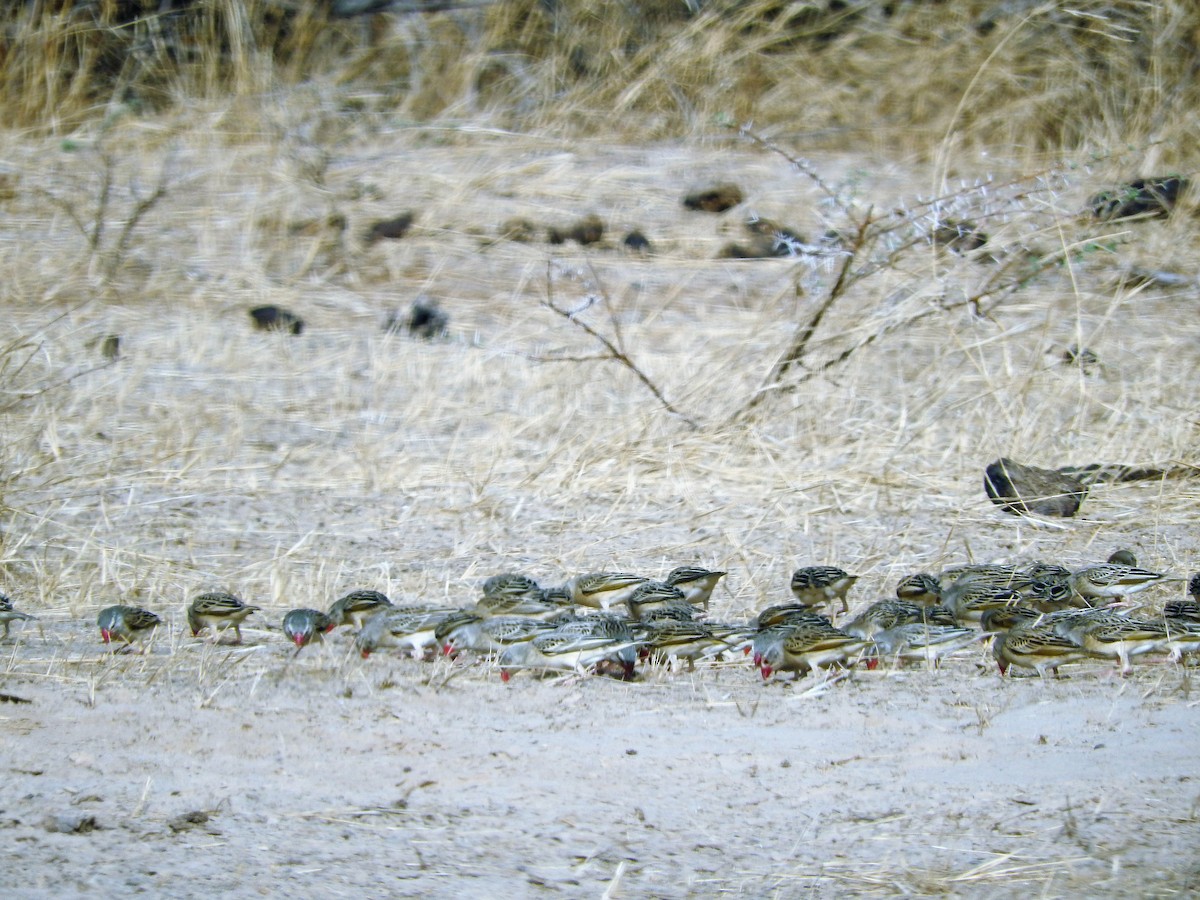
[1,116,1199,897]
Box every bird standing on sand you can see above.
[188,592,260,644]
[756,621,866,680]
[97,605,161,649]
[665,566,726,611]
[992,624,1088,678]
[282,608,335,648]
[328,589,393,629]
[0,594,36,639]
[355,607,460,658]
[1068,564,1169,605]
[789,566,858,614]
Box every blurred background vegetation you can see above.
[2,0,1197,163]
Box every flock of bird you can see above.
[3,550,1199,682]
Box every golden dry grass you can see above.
[0,4,1199,895]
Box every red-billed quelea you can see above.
[97,604,161,649]
[625,581,690,622]
[0,593,36,639]
[841,599,955,641]
[756,621,867,680]
[1054,613,1167,675]
[941,582,1024,626]
[894,573,942,607]
[1068,564,1170,606]
[870,623,982,668]
[474,588,567,620]
[635,619,746,669]
[480,573,541,600]
[282,608,335,649]
[992,622,1088,678]
[789,566,858,614]
[437,613,556,656]
[355,606,460,658]
[664,566,726,611]
[562,572,649,610]
[328,589,393,629]
[497,627,641,681]
[187,592,260,644]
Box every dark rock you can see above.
[683,183,744,213]
[364,212,415,244]
[623,230,651,254]
[567,214,605,245]
[249,306,304,335]
[385,300,448,339]
[1090,176,1188,221]
[984,458,1088,517]
[99,334,121,360]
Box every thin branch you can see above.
[740,212,872,415]
[541,262,699,430]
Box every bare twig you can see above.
[536,261,700,429]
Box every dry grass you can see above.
[3,2,1199,163]
[0,3,1199,894]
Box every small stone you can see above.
[683,183,744,213]
[43,813,98,834]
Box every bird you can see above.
[1023,577,1075,613]
[992,624,1089,678]
[480,573,541,600]
[979,605,1042,634]
[1025,562,1073,582]
[1188,573,1200,601]
[894,573,942,606]
[941,582,1024,625]
[635,620,746,669]
[474,589,567,620]
[664,566,726,610]
[562,572,649,610]
[327,589,393,628]
[187,592,260,644]
[1160,616,1200,663]
[940,563,1031,592]
[438,614,557,657]
[1164,598,1200,624]
[1056,615,1167,676]
[97,605,161,649]
[870,623,982,668]
[496,624,641,681]
[355,607,460,658]
[789,566,858,614]
[754,604,833,631]
[841,599,954,641]
[282,609,335,649]
[1068,564,1170,605]
[757,622,867,681]
[625,581,689,622]
[0,594,36,639]
[1107,549,1138,567]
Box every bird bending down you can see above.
[188,592,261,644]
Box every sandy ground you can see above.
[3,633,1199,898]
[2,118,1199,897]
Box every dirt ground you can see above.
[1,115,1199,897]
